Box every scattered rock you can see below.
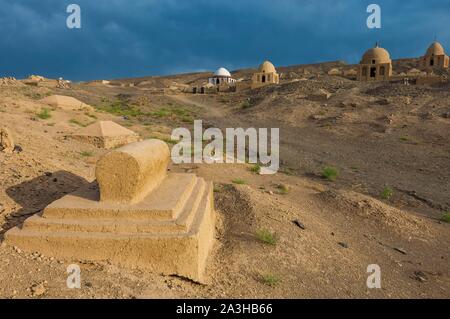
[0,127,15,154]
[403,96,412,105]
[394,247,407,255]
[0,77,24,86]
[31,252,43,260]
[292,220,306,230]
[28,75,45,82]
[375,98,390,106]
[337,101,360,108]
[327,68,341,76]
[338,242,349,249]
[57,78,71,89]
[411,271,428,283]
[310,89,332,101]
[29,282,47,297]
[380,114,395,125]
[14,145,23,153]
[309,114,327,121]
[420,112,434,120]
[343,69,357,77]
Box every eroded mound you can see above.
[316,189,430,238]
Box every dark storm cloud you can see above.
[0,0,449,81]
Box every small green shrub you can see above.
[255,229,277,246]
[25,91,52,100]
[80,151,94,157]
[151,109,171,118]
[181,115,194,124]
[250,164,261,174]
[37,108,51,120]
[84,113,97,119]
[100,100,145,117]
[441,213,450,223]
[171,107,189,116]
[261,274,280,287]
[381,187,394,200]
[322,166,339,181]
[69,119,86,127]
[148,107,194,123]
[241,100,251,109]
[232,178,246,185]
[280,167,295,176]
[277,184,290,195]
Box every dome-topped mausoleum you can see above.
[357,43,392,81]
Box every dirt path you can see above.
[168,93,450,220]
[169,94,225,119]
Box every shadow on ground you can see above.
[1,171,90,239]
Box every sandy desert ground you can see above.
[0,61,449,299]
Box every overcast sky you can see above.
[0,0,449,81]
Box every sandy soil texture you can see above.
[0,64,449,298]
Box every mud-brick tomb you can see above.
[5,140,216,282]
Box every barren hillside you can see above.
[0,62,449,298]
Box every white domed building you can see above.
[420,41,449,70]
[357,44,393,82]
[208,67,236,85]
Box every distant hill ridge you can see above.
[106,58,421,85]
